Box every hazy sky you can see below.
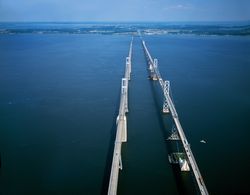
[0,0,250,22]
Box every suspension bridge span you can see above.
[107,37,133,195]
[142,39,209,195]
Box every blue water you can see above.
[0,25,250,194]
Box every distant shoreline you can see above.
[0,22,250,36]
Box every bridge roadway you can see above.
[108,38,133,195]
[142,40,209,195]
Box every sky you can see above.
[0,0,250,22]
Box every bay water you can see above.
[0,31,250,194]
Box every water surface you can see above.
[0,26,250,194]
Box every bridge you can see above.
[107,37,133,195]
[142,40,209,195]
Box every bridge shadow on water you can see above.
[100,90,121,195]
[148,78,197,195]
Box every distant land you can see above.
[0,22,250,36]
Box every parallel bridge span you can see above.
[107,37,133,195]
[142,40,209,195]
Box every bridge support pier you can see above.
[119,155,123,170]
[122,78,129,113]
[126,57,131,80]
[121,116,127,142]
[163,99,169,113]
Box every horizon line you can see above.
[0,20,250,23]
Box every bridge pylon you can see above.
[163,80,170,113]
[149,63,153,71]
[150,59,158,80]
[153,58,158,69]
